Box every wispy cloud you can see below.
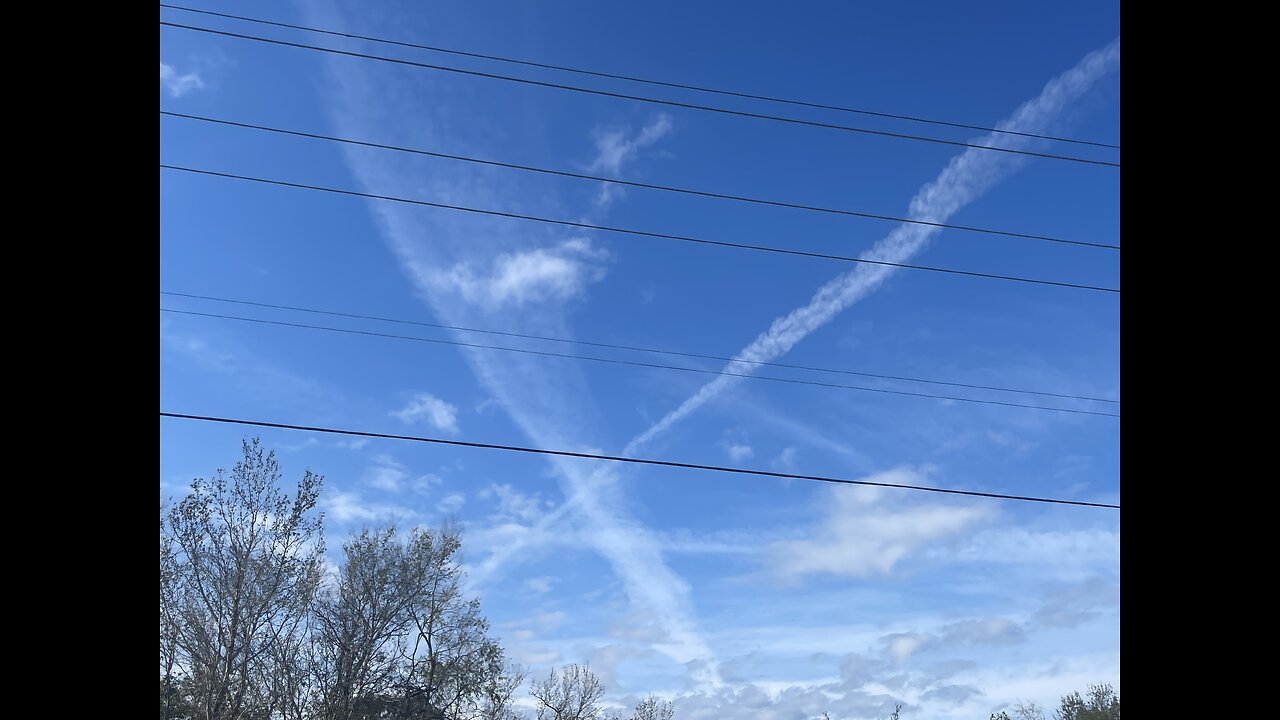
[436,492,466,513]
[588,114,674,206]
[524,575,557,594]
[430,238,608,309]
[483,483,552,523]
[159,321,325,402]
[392,392,460,433]
[159,61,205,97]
[323,487,420,525]
[769,469,995,580]
[364,454,408,491]
[771,446,798,472]
[1032,577,1120,628]
[725,443,754,462]
[625,38,1122,456]
[881,618,1026,663]
[362,453,442,494]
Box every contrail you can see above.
[627,38,1120,456]
[307,0,722,674]
[474,38,1121,583]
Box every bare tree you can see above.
[531,664,606,720]
[479,662,528,720]
[1055,684,1119,720]
[630,695,675,720]
[397,525,513,720]
[162,438,325,720]
[993,684,1118,720]
[311,528,421,719]
[160,440,520,720]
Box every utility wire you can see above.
[159,20,1120,168]
[159,412,1122,509]
[159,3,1118,150]
[161,291,1120,405]
[161,111,1119,251]
[160,307,1120,418]
[159,164,1121,294]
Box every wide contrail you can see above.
[626,37,1120,456]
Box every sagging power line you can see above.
[161,291,1120,405]
[158,20,1120,168]
[158,412,1122,509]
[159,164,1121,294]
[161,111,1119,251]
[158,2,1119,150]
[160,307,1120,418]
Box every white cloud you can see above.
[412,474,443,494]
[392,392,460,433]
[726,443,754,462]
[364,454,409,491]
[1032,578,1120,628]
[431,238,608,310]
[874,617,1060,686]
[883,632,934,663]
[436,492,466,513]
[772,447,798,471]
[530,609,566,633]
[362,454,443,495]
[279,437,319,452]
[588,114,674,205]
[159,62,204,97]
[524,576,557,594]
[484,483,550,523]
[934,526,1121,580]
[323,488,419,525]
[770,469,995,579]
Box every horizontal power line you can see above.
[161,111,1119,251]
[159,164,1121,294]
[159,3,1119,150]
[159,307,1120,418]
[159,412,1121,509]
[159,20,1120,169]
[161,291,1120,405]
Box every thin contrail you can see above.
[475,38,1121,584]
[627,38,1121,456]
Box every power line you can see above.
[158,3,1119,151]
[161,291,1120,405]
[161,111,1119,252]
[159,20,1120,169]
[159,164,1121,294]
[159,307,1120,418]
[159,412,1121,509]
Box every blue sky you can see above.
[160,2,1120,717]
